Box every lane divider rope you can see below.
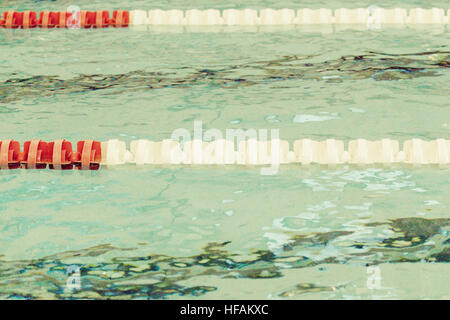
[1,8,449,28]
[0,138,448,170]
[0,10,129,28]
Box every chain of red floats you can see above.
[0,140,101,170]
[0,10,129,28]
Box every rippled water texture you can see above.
[0,0,449,299]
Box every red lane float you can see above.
[2,11,38,28]
[22,11,38,28]
[38,11,72,28]
[0,140,100,170]
[72,140,101,170]
[112,10,129,27]
[48,139,73,170]
[0,140,21,169]
[79,10,110,28]
[20,139,49,169]
[3,11,19,28]
[95,10,110,28]
[1,10,128,28]
[38,11,54,28]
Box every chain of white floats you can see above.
[99,138,450,166]
[129,8,450,26]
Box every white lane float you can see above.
[126,8,450,26]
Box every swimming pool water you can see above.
[0,1,449,299]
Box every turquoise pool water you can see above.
[0,1,449,299]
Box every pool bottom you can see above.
[0,166,448,299]
[0,216,448,300]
